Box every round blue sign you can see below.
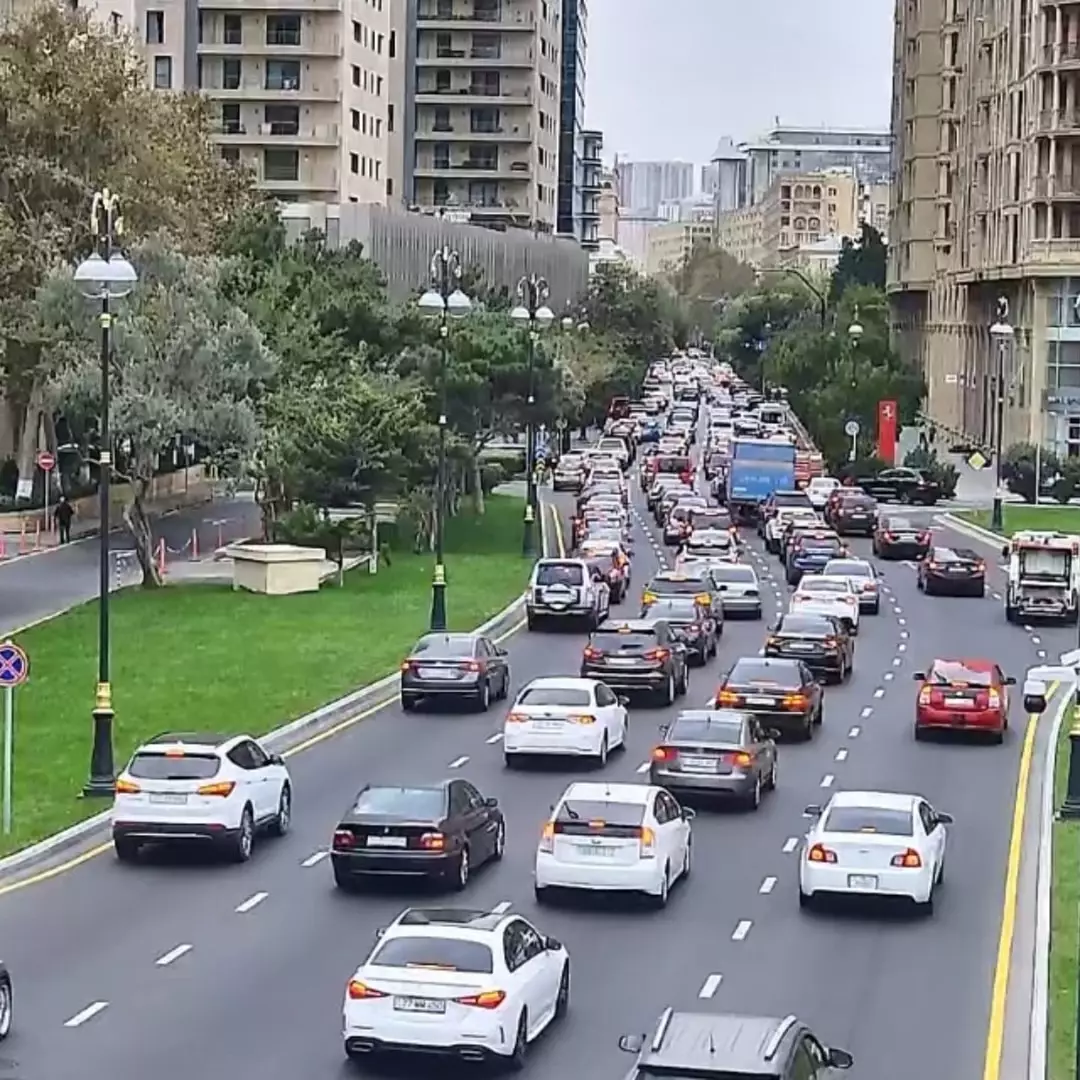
[0,643,29,686]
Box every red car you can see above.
[913,658,1015,743]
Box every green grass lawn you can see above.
[0,493,531,856]
[957,506,1080,536]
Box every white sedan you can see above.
[765,507,821,553]
[534,781,694,908]
[504,678,628,768]
[806,476,841,509]
[789,575,861,634]
[343,907,570,1067]
[799,790,951,913]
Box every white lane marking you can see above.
[64,1001,109,1028]
[860,706,873,718]
[1024,624,1034,632]
[835,748,848,762]
[874,688,885,698]
[235,891,269,914]
[894,606,903,614]
[486,732,504,744]
[448,755,469,769]
[698,973,723,998]
[884,672,894,681]
[732,919,752,941]
[1039,650,1047,659]
[155,943,193,967]
[301,850,329,868]
[820,774,835,788]
[898,643,907,652]
[900,629,909,639]
[783,837,799,853]
[898,617,906,626]
[893,657,902,666]
[759,876,777,894]
[636,760,651,774]
[490,900,512,914]
[992,592,1002,600]
[1032,636,1042,645]
[849,726,861,738]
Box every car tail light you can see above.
[348,980,388,1000]
[652,745,676,761]
[197,781,236,797]
[927,561,940,570]
[988,689,1001,709]
[918,687,932,705]
[419,832,445,850]
[456,990,507,1009]
[115,778,141,794]
[539,822,555,853]
[975,691,990,709]
[643,648,671,661]
[783,693,809,710]
[882,531,895,541]
[695,593,711,605]
[891,848,922,868]
[333,829,356,850]
[918,532,931,542]
[975,561,986,572]
[461,660,482,672]
[583,647,602,660]
[506,712,527,723]
[842,595,856,605]
[400,659,416,672]
[642,591,657,605]
[688,623,701,633]
[716,690,740,705]
[638,826,657,859]
[732,751,753,768]
[765,636,780,648]
[824,636,839,647]
[808,843,837,863]
[862,581,875,591]
[570,714,596,725]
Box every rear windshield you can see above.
[592,630,657,650]
[555,800,644,826]
[799,536,842,552]
[646,599,699,620]
[928,661,992,686]
[773,492,812,507]
[649,577,707,595]
[413,635,474,657]
[536,562,584,586]
[778,615,834,637]
[128,752,220,780]
[352,787,446,817]
[656,457,690,472]
[710,564,755,582]
[690,509,732,528]
[824,806,913,836]
[517,686,592,707]
[728,659,802,688]
[839,495,876,509]
[669,717,743,743]
[687,540,731,554]
[798,579,848,593]
[370,937,494,974]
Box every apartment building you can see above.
[713,205,764,268]
[578,128,601,249]
[616,160,695,216]
[412,0,562,232]
[644,220,713,277]
[556,0,584,236]
[888,0,1080,456]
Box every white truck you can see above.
[1003,530,1080,624]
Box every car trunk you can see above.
[336,817,443,852]
[822,832,918,871]
[360,966,491,1021]
[552,821,643,867]
[661,744,741,775]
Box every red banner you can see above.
[877,400,898,465]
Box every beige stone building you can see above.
[714,205,764,267]
[888,0,1080,457]
[644,220,714,277]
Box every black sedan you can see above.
[872,515,932,559]
[639,596,720,665]
[763,613,853,683]
[400,632,510,712]
[581,619,690,705]
[917,546,986,596]
[827,492,878,537]
[330,780,504,891]
[853,467,941,505]
[714,656,824,740]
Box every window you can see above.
[263,147,299,181]
[387,103,394,131]
[227,742,259,770]
[223,13,241,44]
[790,1044,817,1080]
[145,10,164,44]
[220,102,242,134]
[350,152,359,173]
[351,64,360,86]
[266,14,301,46]
[220,146,240,164]
[386,177,394,197]
[265,103,299,135]
[153,55,172,89]
[265,59,301,91]
[352,19,361,42]
[351,108,360,130]
[222,57,242,89]
[388,29,396,57]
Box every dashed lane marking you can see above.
[301,850,328,868]
[732,919,752,941]
[759,876,777,894]
[874,688,885,698]
[64,1001,108,1028]
[900,630,909,638]
[636,760,651,774]
[235,891,268,914]
[898,643,907,652]
[491,900,512,914]
[1038,650,1047,659]
[486,732,504,744]
[898,617,907,626]
[1032,636,1041,645]
[783,837,799,853]
[155,943,193,967]
[892,657,902,666]
[835,748,848,762]
[860,706,873,718]
[884,672,895,681]
[448,755,469,769]
[849,726,861,738]
[820,774,835,788]
[698,974,723,998]
[1023,624,1033,632]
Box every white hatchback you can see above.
[504,677,628,768]
[343,907,570,1067]
[534,781,694,907]
[789,575,861,633]
[799,791,951,912]
[112,732,292,863]
[806,476,841,509]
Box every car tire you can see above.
[114,836,140,863]
[475,680,490,712]
[527,614,538,631]
[228,806,255,864]
[917,888,935,916]
[554,965,570,1020]
[507,1012,529,1072]
[924,578,935,596]
[659,674,675,707]
[990,727,1005,745]
[870,601,880,615]
[492,820,506,861]
[333,864,355,891]
[914,723,928,741]
[400,694,418,712]
[503,752,521,769]
[799,887,813,910]
[765,756,778,791]
[594,734,609,768]
[453,846,470,891]
[533,884,550,905]
[745,773,762,811]
[0,973,12,1041]
[814,701,823,726]
[677,668,689,696]
[268,783,291,837]
[650,865,671,909]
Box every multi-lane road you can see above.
[0,462,1067,1080]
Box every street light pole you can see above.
[72,191,138,797]
[756,267,828,328]
[418,248,473,631]
[989,297,1014,534]
[511,276,555,558]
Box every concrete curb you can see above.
[0,501,547,880]
[935,512,1006,550]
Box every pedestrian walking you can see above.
[55,495,74,544]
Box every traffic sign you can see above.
[35,451,55,472]
[844,420,860,437]
[967,450,988,471]
[0,643,28,687]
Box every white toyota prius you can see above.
[788,574,861,634]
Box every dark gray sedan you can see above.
[400,632,510,713]
[649,709,779,810]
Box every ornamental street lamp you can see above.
[847,306,864,342]
[418,248,473,631]
[989,298,1014,533]
[73,190,138,797]
[510,276,554,558]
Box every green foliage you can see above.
[901,447,959,499]
[829,223,887,303]
[1002,441,1058,503]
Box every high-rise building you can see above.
[700,162,720,196]
[888,0,1080,455]
[709,136,746,214]
[556,0,585,237]
[578,128,602,250]
[616,160,694,216]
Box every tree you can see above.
[666,244,756,341]
[829,223,887,302]
[33,238,274,584]
[583,262,676,377]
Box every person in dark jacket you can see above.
[54,496,74,544]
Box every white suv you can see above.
[112,732,292,863]
[527,559,611,630]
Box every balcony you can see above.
[416,5,534,31]
[415,121,532,140]
[1036,107,1080,133]
[1040,40,1080,69]
[197,35,342,58]
[1026,237,1080,267]
[1031,175,1080,198]
[415,157,531,180]
[417,45,535,67]
[212,122,340,147]
[203,79,341,102]
[206,0,341,9]
[581,167,602,192]
[415,85,531,105]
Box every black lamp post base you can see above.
[83,691,116,797]
[430,566,447,632]
[990,495,1004,532]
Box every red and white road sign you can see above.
[35,452,55,472]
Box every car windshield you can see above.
[517,686,592,707]
[536,562,584,586]
[669,716,744,743]
[927,661,993,687]
[656,457,690,471]
[778,615,834,637]
[840,496,875,509]
[128,752,220,780]
[728,659,802,688]
[370,937,494,974]
[649,576,708,595]
[824,806,914,836]
[556,799,644,826]
[351,787,446,817]
[412,635,475,657]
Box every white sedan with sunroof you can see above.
[789,575,861,633]
[503,677,628,768]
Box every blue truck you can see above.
[726,439,797,522]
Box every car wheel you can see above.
[914,723,928,741]
[682,839,692,878]
[765,756,778,790]
[333,864,355,891]
[400,694,418,712]
[453,846,470,891]
[554,964,570,1019]
[917,888,935,916]
[814,701,823,726]
[799,887,813,910]
[870,601,880,614]
[229,806,255,864]
[507,1012,529,1071]
[475,680,490,712]
[114,836,140,863]
[677,668,689,696]
[746,773,762,811]
[659,673,675,706]
[651,864,671,909]
[595,734,609,768]
[268,783,291,837]
[503,752,521,769]
[0,974,12,1041]
[492,820,506,861]
[990,727,1005,745]
[533,884,550,905]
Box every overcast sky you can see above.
[586,0,895,167]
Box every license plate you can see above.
[946,697,974,708]
[849,514,867,520]
[576,844,616,857]
[786,642,814,651]
[394,996,447,1014]
[746,695,776,706]
[366,835,408,848]
[848,874,878,890]
[948,566,967,573]
[149,793,188,805]
[419,667,457,680]
[681,755,718,771]
[533,720,564,729]
[607,658,637,665]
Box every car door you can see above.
[478,637,505,695]
[502,920,546,1031]
[243,739,279,820]
[449,780,488,856]
[656,790,687,870]
[226,741,269,820]
[593,681,620,745]
[748,717,774,779]
[919,800,946,868]
[994,664,1009,714]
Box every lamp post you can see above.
[73,190,137,797]
[558,310,589,454]
[756,266,828,328]
[418,248,473,631]
[510,276,555,558]
[989,298,1014,533]
[848,306,864,344]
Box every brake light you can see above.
[540,822,555,853]
[842,596,856,605]
[348,980,388,1000]
[652,745,676,761]
[642,591,657,605]
[638,826,657,859]
[583,646,602,660]
[918,687,932,705]
[783,694,809,710]
[918,532,931,542]
[891,849,922,868]
[115,778,141,794]
[456,990,507,1009]
[419,832,446,850]
[716,690,740,705]
[862,581,875,591]
[569,714,596,725]
[643,648,671,661]
[333,829,355,849]
[975,561,986,572]
[462,660,482,672]
[732,751,753,767]
[808,843,837,863]
[883,531,895,541]
[196,781,236,797]
[400,660,413,672]
[988,689,1001,708]
[506,712,527,723]
[824,636,839,647]
[927,561,940,570]
[164,748,185,758]
[688,623,701,633]
[765,636,780,648]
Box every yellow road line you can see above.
[549,502,566,556]
[982,682,1055,1080]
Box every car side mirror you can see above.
[681,807,696,820]
[374,927,386,940]
[767,728,782,740]
[658,723,670,736]
[1003,675,1016,685]
[827,1047,854,1069]
[543,936,562,951]
[496,647,508,657]
[803,804,823,818]
[269,753,285,766]
[1001,544,1009,558]
[1024,677,1048,715]
[912,671,926,681]
[936,812,954,826]
[485,796,499,808]
[618,1034,645,1054]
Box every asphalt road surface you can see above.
[0,497,260,634]
[0,470,1065,1080]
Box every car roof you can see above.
[389,907,510,935]
[824,558,872,570]
[828,790,919,811]
[930,657,995,671]
[641,1009,795,1073]
[562,781,655,804]
[523,676,599,691]
[141,732,238,752]
[799,575,852,586]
